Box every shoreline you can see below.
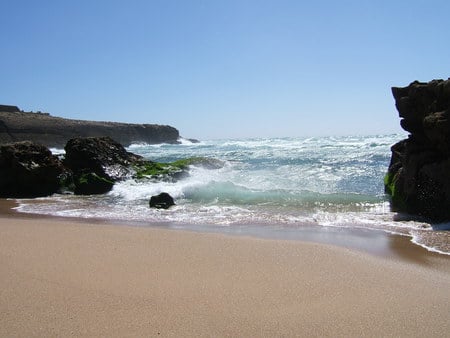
[3,198,449,266]
[1,209,449,336]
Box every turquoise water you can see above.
[17,134,450,255]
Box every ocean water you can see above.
[17,134,450,255]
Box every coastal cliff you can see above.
[386,79,450,221]
[0,106,180,147]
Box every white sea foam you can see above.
[49,147,65,155]
[411,231,450,256]
[177,137,203,145]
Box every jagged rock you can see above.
[64,136,145,195]
[64,136,144,177]
[0,137,215,198]
[149,192,175,209]
[0,141,68,197]
[0,108,180,147]
[386,78,450,221]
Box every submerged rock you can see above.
[386,78,450,221]
[149,192,175,209]
[0,141,68,197]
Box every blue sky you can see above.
[1,0,448,139]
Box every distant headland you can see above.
[0,105,180,148]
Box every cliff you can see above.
[385,78,450,221]
[0,108,180,148]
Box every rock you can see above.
[386,78,450,221]
[64,136,144,177]
[0,137,210,198]
[73,173,114,195]
[187,138,200,143]
[149,192,175,209]
[423,110,450,154]
[0,141,68,197]
[0,107,180,148]
[0,136,216,198]
[64,136,145,195]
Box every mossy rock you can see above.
[133,162,181,180]
[74,172,114,195]
[134,157,223,180]
[384,171,407,211]
[384,172,395,196]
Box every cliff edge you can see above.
[0,106,180,147]
[385,79,450,221]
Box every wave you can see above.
[182,180,381,207]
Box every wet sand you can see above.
[1,200,449,336]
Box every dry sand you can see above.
[1,210,449,337]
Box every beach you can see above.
[1,201,449,337]
[3,0,449,335]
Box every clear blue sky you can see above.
[1,0,448,139]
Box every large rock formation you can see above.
[0,108,180,148]
[386,79,450,221]
[0,137,149,197]
[0,137,220,198]
[64,137,146,195]
[0,141,68,197]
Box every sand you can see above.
[1,211,449,337]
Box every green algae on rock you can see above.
[133,157,224,180]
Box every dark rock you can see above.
[149,192,175,209]
[423,110,450,154]
[64,136,145,195]
[0,141,68,197]
[64,136,144,177]
[386,78,450,221]
[0,136,207,198]
[73,173,114,195]
[0,108,180,148]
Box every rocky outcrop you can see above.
[0,137,220,198]
[0,108,180,148]
[0,141,68,197]
[64,137,146,194]
[0,137,148,197]
[386,79,450,221]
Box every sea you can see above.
[15,134,450,255]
